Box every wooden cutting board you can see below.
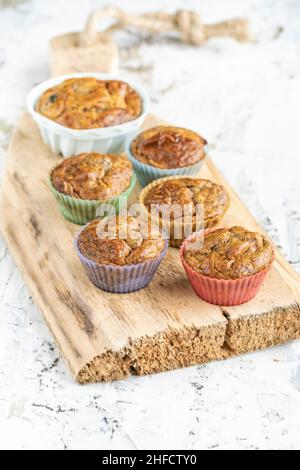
[1,112,300,384]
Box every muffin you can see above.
[180,226,275,305]
[75,216,168,293]
[50,152,136,224]
[140,176,230,247]
[36,77,142,129]
[126,126,207,186]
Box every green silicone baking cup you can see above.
[49,172,136,225]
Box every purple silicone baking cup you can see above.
[74,227,169,293]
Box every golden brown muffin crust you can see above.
[36,78,142,129]
[184,226,274,279]
[143,177,230,228]
[130,126,207,169]
[78,216,165,266]
[51,152,133,200]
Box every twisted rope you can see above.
[80,7,251,47]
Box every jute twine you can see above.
[80,6,252,47]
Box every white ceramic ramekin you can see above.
[27,72,151,158]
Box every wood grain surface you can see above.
[1,112,299,383]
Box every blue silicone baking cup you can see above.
[124,140,205,187]
[74,225,169,293]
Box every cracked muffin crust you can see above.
[130,126,207,169]
[36,78,142,129]
[143,177,230,228]
[51,152,133,200]
[78,216,166,266]
[184,226,274,280]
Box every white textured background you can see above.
[0,0,300,450]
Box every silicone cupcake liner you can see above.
[75,228,169,293]
[49,172,136,225]
[139,175,218,248]
[27,72,150,158]
[124,140,204,187]
[179,233,275,306]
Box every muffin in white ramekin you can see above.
[27,72,150,158]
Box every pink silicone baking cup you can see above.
[179,233,275,306]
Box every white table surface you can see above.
[0,0,300,450]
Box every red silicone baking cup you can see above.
[179,233,275,306]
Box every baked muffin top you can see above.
[184,226,274,280]
[51,152,133,200]
[36,78,142,129]
[130,126,207,169]
[143,177,230,228]
[78,216,166,266]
